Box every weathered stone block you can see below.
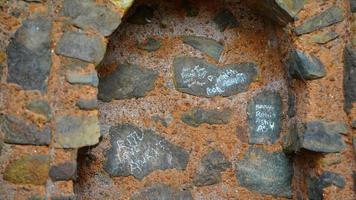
[26,100,52,120]
[213,9,239,32]
[49,162,77,181]
[105,124,189,180]
[76,98,98,110]
[182,35,224,61]
[55,115,100,148]
[98,63,158,102]
[344,45,356,113]
[56,31,106,65]
[173,56,258,97]
[1,115,51,145]
[4,155,50,185]
[235,147,293,197]
[130,184,193,200]
[7,17,52,92]
[66,71,99,87]
[247,91,282,144]
[137,38,161,52]
[310,31,339,44]
[181,108,231,127]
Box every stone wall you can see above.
[0,0,354,199]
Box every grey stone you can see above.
[7,16,52,92]
[351,0,356,13]
[246,0,304,25]
[307,172,345,200]
[98,63,158,102]
[54,115,100,148]
[310,31,339,44]
[152,115,172,128]
[213,9,239,32]
[343,45,356,113]
[49,162,77,181]
[173,56,258,97]
[66,71,99,87]
[235,147,293,197]
[0,115,51,145]
[288,91,296,117]
[26,100,51,120]
[181,108,231,127]
[287,49,326,80]
[51,196,76,200]
[105,124,189,180]
[294,6,344,35]
[193,150,231,186]
[137,38,161,52]
[56,31,106,65]
[76,98,98,110]
[130,184,193,200]
[182,35,224,61]
[353,137,356,159]
[352,120,356,129]
[247,91,282,144]
[285,121,346,153]
[128,5,154,25]
[63,0,121,36]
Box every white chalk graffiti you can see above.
[206,70,247,96]
[181,65,208,87]
[114,131,170,173]
[254,104,276,133]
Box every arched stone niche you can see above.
[0,0,354,199]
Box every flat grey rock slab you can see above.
[235,147,293,198]
[307,171,345,200]
[247,91,282,144]
[137,38,161,52]
[55,31,106,65]
[76,98,98,110]
[1,114,51,146]
[294,6,344,35]
[66,71,99,87]
[63,0,121,36]
[181,107,231,127]
[26,100,52,120]
[193,150,231,186]
[284,121,346,153]
[173,56,258,97]
[310,31,339,44]
[182,35,224,61]
[105,124,189,180]
[98,63,158,102]
[7,16,52,92]
[344,45,356,113]
[287,49,326,80]
[49,162,77,181]
[213,9,239,32]
[130,184,193,200]
[54,115,100,148]
[351,0,356,13]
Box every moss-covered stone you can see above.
[4,155,50,185]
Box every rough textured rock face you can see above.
[181,107,231,127]
[130,184,193,200]
[344,45,356,113]
[247,91,282,144]
[105,124,189,180]
[98,63,158,102]
[173,56,258,97]
[182,36,224,61]
[235,147,293,197]
[7,16,52,92]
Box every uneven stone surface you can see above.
[247,91,282,144]
[181,107,231,127]
[105,124,189,180]
[235,147,293,197]
[49,162,77,181]
[351,0,356,13]
[55,31,106,65]
[182,35,224,61]
[173,56,258,97]
[4,155,50,185]
[98,63,158,102]
[344,45,356,113]
[287,49,326,80]
[213,9,239,32]
[308,172,346,200]
[294,6,344,35]
[7,16,52,92]
[63,0,121,36]
[128,5,154,25]
[0,115,51,145]
[76,98,98,110]
[193,150,231,186]
[66,71,99,87]
[26,100,52,120]
[54,115,100,148]
[310,31,339,44]
[285,121,346,153]
[130,184,193,200]
[137,37,161,52]
[246,0,304,25]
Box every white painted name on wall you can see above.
[114,131,171,173]
[254,104,276,133]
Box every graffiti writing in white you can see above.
[206,69,247,96]
[254,104,276,133]
[181,65,208,87]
